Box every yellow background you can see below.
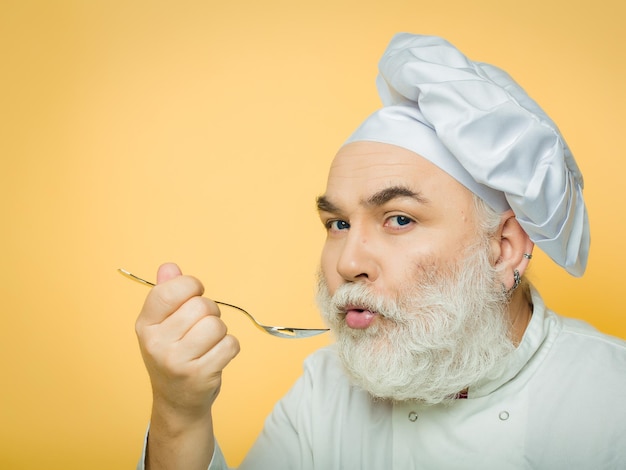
[1,0,624,468]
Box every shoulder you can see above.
[536,309,626,404]
[525,311,626,462]
[553,313,626,362]
[301,345,348,385]
[303,345,341,369]
[525,288,626,410]
[300,346,373,403]
[529,287,626,367]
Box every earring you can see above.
[523,253,533,260]
[512,269,521,290]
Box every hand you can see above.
[136,262,240,424]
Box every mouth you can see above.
[343,304,379,329]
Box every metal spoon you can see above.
[118,268,329,339]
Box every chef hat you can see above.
[345,33,589,276]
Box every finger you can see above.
[175,315,229,362]
[158,296,221,343]
[138,274,205,326]
[157,262,182,285]
[193,333,241,375]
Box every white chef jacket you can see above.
[140,288,626,469]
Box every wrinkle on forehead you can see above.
[327,142,460,195]
[323,141,476,219]
[329,142,440,177]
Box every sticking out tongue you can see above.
[345,309,377,329]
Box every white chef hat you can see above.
[345,33,589,276]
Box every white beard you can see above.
[315,242,515,405]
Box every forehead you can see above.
[325,141,474,206]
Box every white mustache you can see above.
[329,283,393,318]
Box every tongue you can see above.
[345,309,377,329]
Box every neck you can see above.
[507,285,533,346]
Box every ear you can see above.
[492,210,535,290]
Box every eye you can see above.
[384,215,415,229]
[326,219,350,232]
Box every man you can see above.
[135,34,626,469]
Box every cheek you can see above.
[320,243,341,294]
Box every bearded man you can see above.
[134,34,626,470]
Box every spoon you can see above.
[118,268,329,339]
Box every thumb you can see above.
[156,262,182,285]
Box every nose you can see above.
[336,227,380,283]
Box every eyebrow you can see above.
[364,185,428,207]
[316,195,340,213]
[316,185,428,213]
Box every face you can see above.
[318,141,484,301]
[316,141,513,403]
